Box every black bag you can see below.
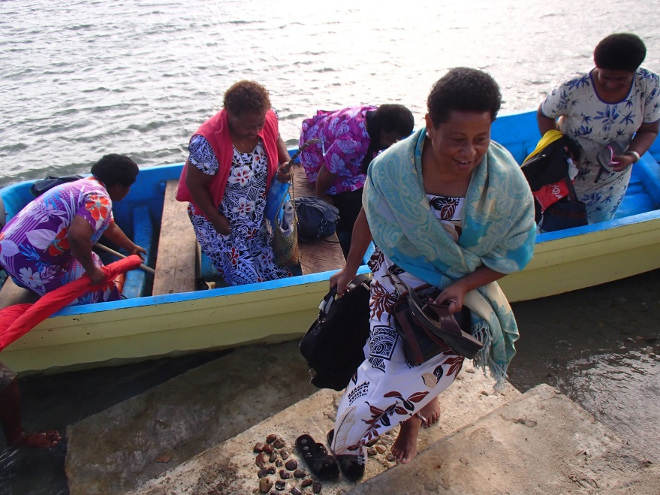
[521,133,587,230]
[299,274,371,390]
[294,196,340,242]
[31,175,84,196]
[393,282,480,364]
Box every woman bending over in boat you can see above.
[298,104,414,256]
[0,154,145,304]
[176,80,294,286]
[326,68,536,480]
[537,32,660,224]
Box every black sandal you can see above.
[326,429,365,482]
[295,434,339,481]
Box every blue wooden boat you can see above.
[1,109,659,373]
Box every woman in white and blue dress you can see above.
[176,80,293,286]
[537,33,660,224]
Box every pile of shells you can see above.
[254,433,323,494]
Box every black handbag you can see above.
[294,196,340,242]
[392,279,481,365]
[299,274,371,390]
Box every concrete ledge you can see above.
[349,384,659,495]
[128,364,519,495]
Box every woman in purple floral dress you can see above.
[0,154,145,304]
[299,104,414,255]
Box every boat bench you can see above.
[152,179,199,295]
[291,165,345,275]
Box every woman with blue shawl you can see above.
[326,68,536,480]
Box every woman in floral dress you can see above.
[177,81,293,285]
[299,104,414,255]
[538,33,660,223]
[327,68,536,480]
[0,154,145,304]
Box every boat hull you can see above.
[2,109,659,373]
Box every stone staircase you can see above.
[65,342,659,495]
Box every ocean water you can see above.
[0,0,659,493]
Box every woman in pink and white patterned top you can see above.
[299,104,414,255]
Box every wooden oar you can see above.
[95,243,155,275]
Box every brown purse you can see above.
[392,278,482,365]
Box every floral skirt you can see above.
[331,250,463,459]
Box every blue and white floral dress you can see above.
[540,68,660,223]
[187,135,291,286]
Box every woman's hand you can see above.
[87,265,107,285]
[276,161,293,182]
[211,215,231,236]
[610,153,635,172]
[330,267,358,296]
[433,283,466,314]
[128,244,147,260]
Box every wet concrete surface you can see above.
[1,269,659,494]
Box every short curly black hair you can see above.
[374,104,415,137]
[594,33,646,72]
[91,154,139,187]
[223,80,272,116]
[427,68,501,125]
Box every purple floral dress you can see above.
[0,178,120,304]
[299,106,377,194]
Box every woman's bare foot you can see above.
[418,397,441,427]
[390,415,423,464]
[11,429,61,448]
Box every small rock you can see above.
[258,468,269,478]
[301,479,313,487]
[279,469,291,480]
[267,466,276,475]
[465,367,475,373]
[367,447,377,456]
[375,445,387,454]
[312,482,322,493]
[255,453,267,468]
[273,437,286,449]
[386,453,395,462]
[291,488,302,495]
[275,480,286,491]
[269,451,278,463]
[275,459,284,467]
[263,444,274,454]
[259,477,273,493]
[254,442,266,453]
[155,452,172,463]
[293,469,306,478]
[266,433,278,443]
[280,449,290,460]
[285,459,297,471]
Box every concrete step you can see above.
[126,362,520,495]
[347,384,659,495]
[65,341,319,495]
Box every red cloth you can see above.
[175,108,280,218]
[0,255,143,351]
[532,179,571,212]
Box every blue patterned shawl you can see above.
[364,129,537,387]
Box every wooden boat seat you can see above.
[152,179,199,295]
[291,164,345,275]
